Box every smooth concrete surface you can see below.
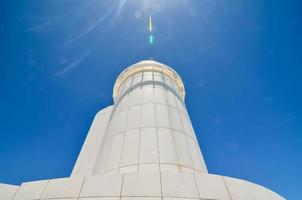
[2,172,284,200]
[0,60,285,200]
[0,184,19,200]
[93,60,208,175]
[71,106,113,177]
[13,180,47,200]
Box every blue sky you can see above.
[0,0,301,199]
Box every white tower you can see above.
[72,60,207,177]
[0,60,285,200]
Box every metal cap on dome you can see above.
[113,60,185,102]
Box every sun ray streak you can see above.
[62,8,113,47]
[55,40,100,76]
[115,0,127,18]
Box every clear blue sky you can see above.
[0,0,301,199]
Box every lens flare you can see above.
[149,15,153,32]
[149,35,154,44]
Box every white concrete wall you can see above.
[93,62,208,175]
[0,184,19,200]
[7,172,285,200]
[71,106,113,177]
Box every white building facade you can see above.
[0,60,285,200]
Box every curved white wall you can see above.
[93,61,208,175]
[6,173,285,200]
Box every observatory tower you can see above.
[0,60,285,200]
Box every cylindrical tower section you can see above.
[93,60,207,175]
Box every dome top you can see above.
[113,60,185,102]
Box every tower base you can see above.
[1,172,284,200]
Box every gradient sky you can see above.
[0,0,301,199]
